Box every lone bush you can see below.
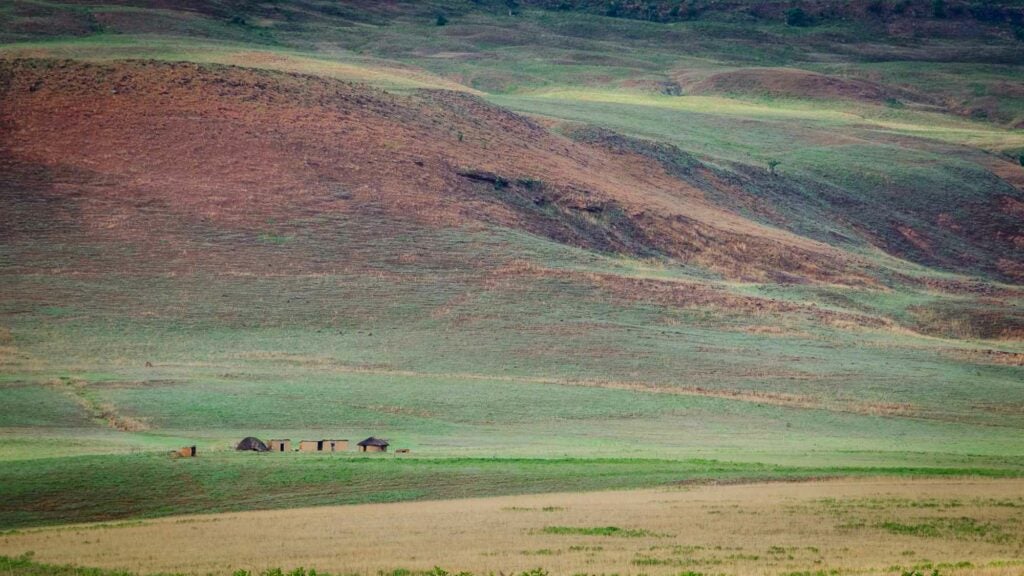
[786,7,811,26]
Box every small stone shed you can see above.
[177,446,196,457]
[267,439,291,452]
[357,437,389,453]
[298,439,349,453]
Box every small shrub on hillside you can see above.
[436,12,448,26]
[968,2,1004,22]
[932,0,947,18]
[1018,154,1024,167]
[785,7,811,26]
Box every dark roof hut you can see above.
[236,437,269,452]
[357,436,389,452]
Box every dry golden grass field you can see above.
[2,478,1024,576]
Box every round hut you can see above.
[357,436,389,453]
[236,436,269,452]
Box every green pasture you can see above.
[2,452,1023,530]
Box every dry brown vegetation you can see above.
[2,479,1023,576]
[944,348,1024,367]
[0,58,874,285]
[680,67,932,105]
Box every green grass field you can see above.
[4,453,1024,530]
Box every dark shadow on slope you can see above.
[567,125,1024,285]
[456,168,661,258]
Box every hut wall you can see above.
[298,441,319,453]
[361,445,386,452]
[268,439,291,452]
[328,440,349,452]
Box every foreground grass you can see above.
[0,558,548,576]
[1,453,1023,530]
[0,557,542,576]
[0,556,506,576]
[3,479,1024,576]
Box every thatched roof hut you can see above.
[236,437,269,452]
[357,436,389,452]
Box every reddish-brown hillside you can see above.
[682,67,932,105]
[1,58,876,284]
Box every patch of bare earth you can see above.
[944,348,1024,367]
[681,67,931,105]
[489,262,891,330]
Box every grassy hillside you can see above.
[1,0,1023,535]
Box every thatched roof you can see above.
[236,436,269,452]
[357,436,389,447]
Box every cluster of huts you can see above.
[173,436,405,458]
[236,436,394,453]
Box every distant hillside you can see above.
[519,0,1024,25]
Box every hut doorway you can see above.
[317,440,324,451]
